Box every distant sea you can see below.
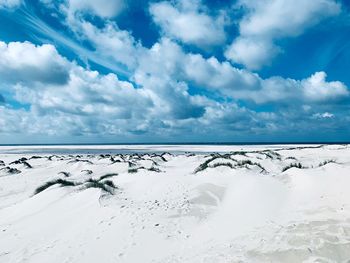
[0,142,348,155]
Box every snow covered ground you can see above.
[0,144,350,263]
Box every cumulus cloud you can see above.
[301,72,349,102]
[42,0,125,18]
[150,0,226,48]
[133,38,349,106]
[225,37,280,70]
[0,7,349,142]
[312,112,334,119]
[0,41,212,138]
[51,1,140,71]
[72,21,141,69]
[230,72,349,104]
[14,68,153,119]
[0,41,70,84]
[183,53,261,91]
[226,0,341,69]
[0,0,21,9]
[134,38,207,120]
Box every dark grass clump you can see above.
[159,155,168,162]
[150,154,168,162]
[128,166,147,173]
[30,156,43,159]
[128,161,137,168]
[99,154,111,159]
[211,162,235,169]
[84,179,117,195]
[282,162,305,172]
[22,161,33,169]
[285,156,297,160]
[0,160,5,166]
[47,155,60,161]
[103,180,117,188]
[194,154,236,173]
[195,155,266,173]
[1,167,22,174]
[59,171,71,177]
[235,160,266,172]
[148,166,162,173]
[159,153,172,162]
[261,150,282,160]
[210,161,266,172]
[151,160,159,166]
[9,158,32,168]
[34,179,76,195]
[109,156,117,163]
[128,168,138,173]
[68,159,93,164]
[194,158,215,173]
[230,151,248,157]
[130,153,146,161]
[99,173,118,180]
[318,159,336,167]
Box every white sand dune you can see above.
[0,145,350,262]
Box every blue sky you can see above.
[0,0,350,143]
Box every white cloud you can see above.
[76,21,141,69]
[302,72,349,101]
[226,0,341,69]
[56,0,125,18]
[150,0,226,48]
[134,38,207,119]
[312,112,334,119]
[0,37,348,141]
[0,41,70,84]
[13,67,154,120]
[51,2,140,71]
[224,37,280,70]
[228,72,349,104]
[0,0,21,9]
[183,53,261,91]
[134,38,349,105]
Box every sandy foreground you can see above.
[0,144,350,263]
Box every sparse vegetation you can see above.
[148,166,162,172]
[68,159,93,164]
[194,155,266,173]
[282,163,305,172]
[99,173,118,180]
[81,170,93,175]
[22,161,32,168]
[318,159,336,167]
[84,179,117,195]
[48,155,60,161]
[59,171,71,177]
[211,162,235,169]
[0,167,22,174]
[194,154,233,173]
[9,158,32,168]
[261,150,282,160]
[128,168,139,173]
[235,160,266,172]
[128,161,137,168]
[30,156,43,159]
[34,179,76,195]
